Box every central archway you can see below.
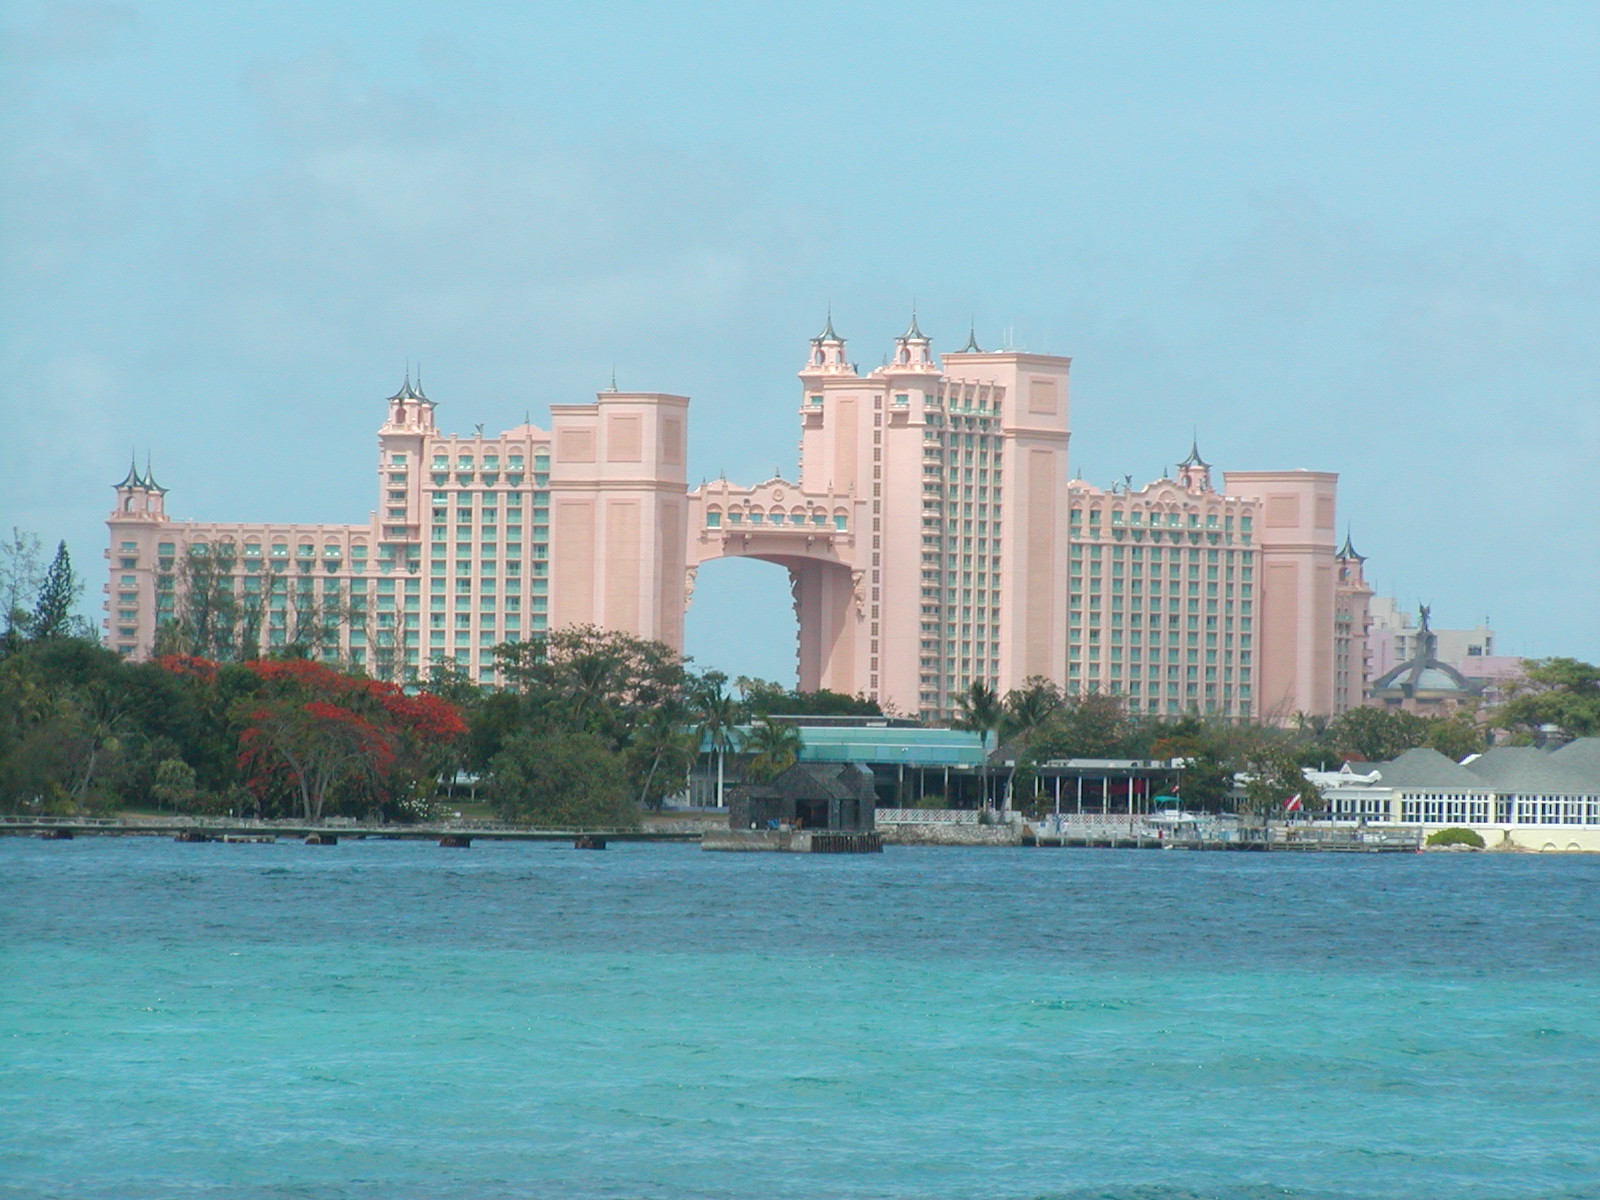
[686,478,866,695]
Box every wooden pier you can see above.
[0,816,701,848]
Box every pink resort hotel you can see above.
[106,320,1374,722]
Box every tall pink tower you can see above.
[685,316,1071,716]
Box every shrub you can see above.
[1427,827,1486,849]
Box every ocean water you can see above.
[2,838,1598,1200]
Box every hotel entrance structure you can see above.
[106,319,1366,721]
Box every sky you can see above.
[2,0,1597,682]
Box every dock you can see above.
[0,816,701,848]
[701,829,882,853]
[1023,823,1423,852]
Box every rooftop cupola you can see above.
[112,453,167,519]
[1176,436,1213,492]
[891,307,934,369]
[1336,530,1365,562]
[385,368,437,430]
[1336,527,1369,589]
[804,309,853,373]
[142,454,168,496]
[953,323,984,354]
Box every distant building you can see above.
[1369,605,1485,714]
[1368,598,1497,681]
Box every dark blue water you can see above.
[3,837,1598,1199]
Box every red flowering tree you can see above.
[239,699,394,821]
[231,660,465,821]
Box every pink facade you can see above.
[682,321,1070,716]
[1064,449,1264,719]
[1223,471,1342,719]
[105,378,685,682]
[107,323,1362,720]
[1333,536,1374,715]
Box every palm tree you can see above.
[692,672,742,808]
[956,680,1003,809]
[999,677,1063,810]
[629,700,695,809]
[744,718,802,784]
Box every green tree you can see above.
[1147,717,1237,811]
[1238,746,1322,821]
[1423,711,1487,761]
[488,729,636,828]
[1499,658,1600,738]
[955,680,1004,808]
[736,676,880,718]
[1326,706,1428,762]
[692,670,743,808]
[743,718,802,783]
[1009,689,1134,813]
[495,624,688,746]
[151,757,199,812]
[626,701,697,809]
[0,527,43,653]
[27,541,87,642]
[0,638,129,813]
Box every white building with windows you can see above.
[1317,741,1600,851]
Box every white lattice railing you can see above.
[1038,813,1150,830]
[876,808,981,825]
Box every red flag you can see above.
[1284,794,1303,812]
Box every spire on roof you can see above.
[813,306,842,343]
[959,322,983,353]
[143,452,167,494]
[1178,434,1210,469]
[901,305,925,341]
[412,363,429,403]
[115,454,142,490]
[388,368,417,402]
[1337,527,1365,561]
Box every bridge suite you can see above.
[686,476,866,696]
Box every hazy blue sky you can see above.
[3,0,1596,681]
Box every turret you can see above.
[890,309,934,369]
[803,311,853,374]
[384,369,437,431]
[111,455,167,519]
[1177,437,1212,492]
[1335,528,1370,590]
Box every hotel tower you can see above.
[106,321,1369,720]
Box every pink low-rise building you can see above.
[107,321,1366,721]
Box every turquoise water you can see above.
[3,839,1598,1199]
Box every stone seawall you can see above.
[880,823,1023,847]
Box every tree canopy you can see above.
[1499,658,1600,738]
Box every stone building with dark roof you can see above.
[728,762,877,833]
